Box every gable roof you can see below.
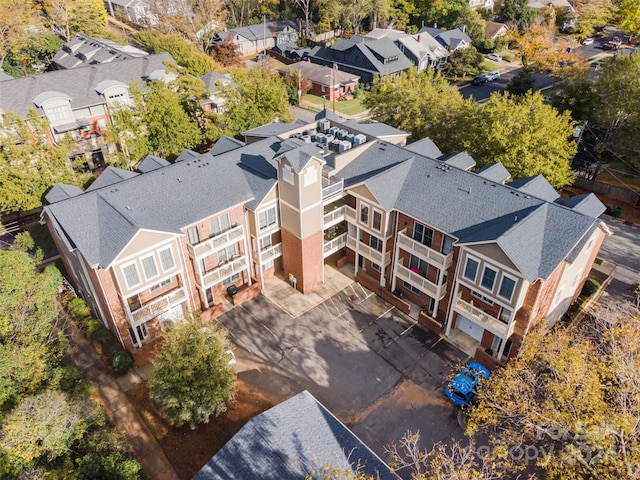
[440,151,476,170]
[45,184,84,204]
[200,71,235,93]
[53,33,148,70]
[476,162,511,183]
[508,175,560,203]
[137,155,170,173]
[209,136,246,156]
[563,193,606,218]
[404,137,443,159]
[85,166,139,192]
[0,53,174,117]
[193,391,396,480]
[419,27,472,50]
[278,62,360,86]
[242,120,307,139]
[220,20,298,42]
[485,21,507,40]
[276,143,325,173]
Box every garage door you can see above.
[456,314,484,342]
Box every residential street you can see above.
[599,216,640,272]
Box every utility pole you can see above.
[332,63,337,113]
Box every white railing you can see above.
[345,205,356,220]
[346,235,391,266]
[323,205,346,227]
[454,297,510,337]
[260,242,282,263]
[322,178,344,202]
[128,288,187,325]
[199,256,248,288]
[187,224,245,260]
[397,229,453,269]
[396,264,443,299]
[324,232,348,257]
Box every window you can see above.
[369,235,383,252]
[402,281,420,295]
[217,244,238,264]
[260,236,272,251]
[222,272,241,286]
[413,222,433,248]
[409,255,428,278]
[188,227,200,245]
[371,261,381,272]
[471,290,494,306]
[123,264,140,288]
[499,307,512,324]
[159,248,175,271]
[149,278,172,292]
[373,211,382,231]
[481,267,497,290]
[46,104,72,122]
[498,276,516,301]
[259,207,277,230]
[360,204,369,224]
[463,258,478,282]
[128,324,149,347]
[210,213,231,236]
[141,255,158,279]
[442,236,453,255]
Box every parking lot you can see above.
[216,278,468,458]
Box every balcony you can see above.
[127,287,187,325]
[255,243,283,265]
[397,229,453,270]
[187,224,245,260]
[198,255,248,289]
[346,235,391,266]
[345,205,356,221]
[324,232,348,257]
[323,205,346,228]
[396,264,445,299]
[322,178,344,203]
[453,297,512,338]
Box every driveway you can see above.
[216,284,468,458]
[599,217,640,272]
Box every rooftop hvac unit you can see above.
[339,140,352,152]
[315,133,326,145]
[329,126,340,137]
[290,132,302,139]
[346,133,355,144]
[337,129,348,140]
[330,139,342,151]
[324,134,334,143]
[353,134,366,146]
[318,119,331,132]
[305,128,317,137]
[301,134,311,143]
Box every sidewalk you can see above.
[65,316,180,480]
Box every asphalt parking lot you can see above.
[216,281,469,458]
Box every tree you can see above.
[0,0,35,66]
[104,89,151,169]
[220,66,293,138]
[2,31,64,77]
[343,0,374,33]
[616,0,640,40]
[506,67,535,95]
[293,0,313,38]
[42,0,108,41]
[513,23,586,74]
[442,45,483,79]
[208,39,242,67]
[573,0,614,38]
[281,67,312,105]
[467,301,640,478]
[496,0,536,30]
[148,320,237,429]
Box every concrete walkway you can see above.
[65,315,180,480]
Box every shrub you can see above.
[87,319,113,344]
[111,351,134,374]
[65,296,91,322]
[580,277,601,298]
[50,361,83,392]
[502,54,513,62]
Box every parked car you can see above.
[472,75,488,86]
[486,53,502,62]
[485,70,500,81]
[582,38,594,46]
[444,362,491,407]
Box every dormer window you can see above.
[46,104,73,122]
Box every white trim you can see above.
[122,261,141,288]
[497,272,518,302]
[462,255,480,283]
[457,242,525,279]
[140,254,159,281]
[106,229,181,268]
[158,246,175,271]
[480,264,498,293]
[278,197,322,214]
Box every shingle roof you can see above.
[563,193,606,218]
[507,175,560,203]
[137,155,170,173]
[0,53,174,116]
[242,120,307,138]
[405,137,443,159]
[476,162,511,183]
[53,34,148,70]
[277,62,360,86]
[419,27,472,50]
[220,20,298,42]
[341,119,408,139]
[85,166,139,192]
[209,136,245,156]
[45,184,84,204]
[276,143,325,174]
[193,391,396,480]
[441,152,476,170]
[199,71,235,93]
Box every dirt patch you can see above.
[126,380,275,480]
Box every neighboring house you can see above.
[528,0,573,9]
[104,0,154,26]
[272,43,311,62]
[0,53,174,169]
[419,26,472,51]
[199,71,236,113]
[52,34,148,70]
[194,391,397,480]
[484,21,508,40]
[43,111,607,367]
[308,37,413,85]
[215,20,299,56]
[364,28,449,71]
[469,0,495,9]
[277,62,360,102]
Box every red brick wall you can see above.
[281,228,323,293]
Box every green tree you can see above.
[467,302,640,478]
[442,44,483,79]
[573,0,614,38]
[616,0,640,40]
[2,32,63,77]
[69,0,107,38]
[221,66,293,138]
[506,67,535,95]
[497,0,536,30]
[148,320,237,429]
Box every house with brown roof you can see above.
[278,62,360,102]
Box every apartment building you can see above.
[43,111,608,364]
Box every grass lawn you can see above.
[480,60,497,71]
[302,93,367,116]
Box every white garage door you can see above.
[456,314,485,342]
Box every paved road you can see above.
[460,69,556,101]
[217,286,468,459]
[599,216,640,273]
[289,105,318,123]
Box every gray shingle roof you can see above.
[199,71,235,93]
[137,155,170,173]
[476,162,511,183]
[419,27,472,50]
[341,119,408,138]
[276,143,325,174]
[242,120,307,138]
[508,175,560,203]
[175,150,200,163]
[277,62,360,86]
[405,137,443,159]
[193,391,396,480]
[219,20,298,42]
[563,193,606,218]
[45,184,84,204]
[209,136,246,156]
[53,34,148,70]
[85,166,139,192]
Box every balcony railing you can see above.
[324,232,348,257]
[453,297,512,338]
[397,229,453,269]
[128,287,187,325]
[323,205,346,228]
[322,178,344,202]
[255,243,283,264]
[198,255,248,288]
[345,205,356,220]
[346,235,391,266]
[187,224,244,260]
[396,264,445,299]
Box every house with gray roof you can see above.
[214,20,299,56]
[419,26,472,51]
[364,28,450,71]
[194,390,396,480]
[278,62,360,102]
[52,34,148,70]
[43,110,608,366]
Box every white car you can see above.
[487,53,502,62]
[582,38,594,46]
[485,70,500,81]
